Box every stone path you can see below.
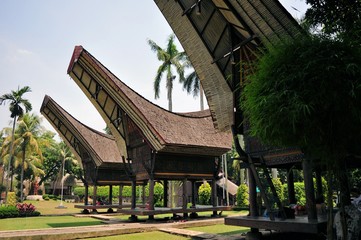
[0,217,236,240]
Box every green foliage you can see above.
[242,36,361,164]
[236,184,249,207]
[198,182,211,205]
[0,206,19,218]
[0,204,40,219]
[7,192,17,206]
[154,182,164,207]
[272,178,284,203]
[305,0,361,41]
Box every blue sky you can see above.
[0,0,308,134]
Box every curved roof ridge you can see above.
[68,46,232,154]
[40,95,122,164]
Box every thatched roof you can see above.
[40,95,123,167]
[154,0,303,131]
[67,46,232,157]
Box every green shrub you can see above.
[236,184,249,207]
[0,206,19,218]
[154,182,164,207]
[198,182,211,205]
[272,178,284,203]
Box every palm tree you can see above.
[13,113,43,202]
[147,34,186,111]
[0,86,32,203]
[183,70,205,111]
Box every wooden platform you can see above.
[225,215,327,234]
[74,204,128,210]
[117,205,232,216]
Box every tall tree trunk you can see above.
[200,85,204,111]
[20,145,26,202]
[5,116,16,204]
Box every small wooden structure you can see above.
[67,46,233,219]
[40,95,141,213]
[155,0,327,236]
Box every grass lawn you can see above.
[186,224,249,235]
[86,231,189,240]
[0,215,103,231]
[24,199,81,215]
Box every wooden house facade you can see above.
[154,0,327,235]
[67,46,233,217]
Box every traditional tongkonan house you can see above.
[154,0,327,236]
[67,46,233,220]
[40,95,142,213]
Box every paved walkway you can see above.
[0,216,239,240]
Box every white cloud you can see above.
[16,48,33,55]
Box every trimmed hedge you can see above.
[198,182,211,205]
[236,184,249,207]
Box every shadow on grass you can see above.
[219,229,249,236]
[47,221,103,228]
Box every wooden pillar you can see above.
[191,180,196,208]
[190,180,198,218]
[108,185,113,205]
[211,179,217,217]
[148,178,155,221]
[163,180,168,207]
[148,178,155,210]
[129,179,137,221]
[303,158,317,220]
[315,168,323,201]
[142,183,146,205]
[287,168,296,204]
[92,185,97,213]
[131,180,136,209]
[118,185,123,208]
[182,179,188,210]
[248,169,258,217]
[84,185,89,205]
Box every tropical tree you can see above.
[0,86,32,203]
[51,141,80,195]
[147,34,186,111]
[182,65,205,110]
[305,0,361,41]
[241,35,361,240]
[12,113,43,202]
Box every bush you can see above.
[198,182,211,205]
[236,184,249,207]
[272,178,284,203]
[16,203,37,216]
[154,182,164,207]
[0,206,18,218]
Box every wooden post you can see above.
[148,179,155,210]
[248,169,258,217]
[315,168,323,201]
[182,179,188,218]
[108,185,113,205]
[92,184,97,213]
[118,185,123,208]
[287,168,296,204]
[129,179,137,221]
[211,179,217,217]
[191,180,196,208]
[142,183,146,205]
[148,178,155,220]
[163,180,168,207]
[84,185,89,205]
[131,180,136,209]
[303,158,317,220]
